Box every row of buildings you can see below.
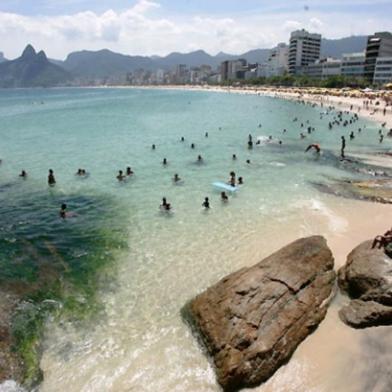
[126,64,221,85]
[126,30,392,86]
[221,30,392,85]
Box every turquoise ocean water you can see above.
[0,88,389,391]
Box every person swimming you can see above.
[197,155,203,163]
[305,144,321,154]
[246,159,251,164]
[76,168,88,177]
[232,154,237,160]
[349,131,355,140]
[160,197,171,211]
[221,192,228,202]
[238,176,243,185]
[152,144,156,150]
[202,197,210,209]
[181,137,185,142]
[173,173,181,183]
[117,170,125,181]
[162,158,168,165]
[205,132,208,138]
[60,203,67,219]
[19,170,27,178]
[191,143,195,149]
[48,169,56,186]
[126,166,134,176]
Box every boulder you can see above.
[340,300,392,328]
[338,240,392,328]
[184,236,336,392]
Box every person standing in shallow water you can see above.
[48,169,56,186]
[202,197,210,209]
[340,136,346,159]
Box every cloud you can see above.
[0,0,390,60]
[309,17,323,30]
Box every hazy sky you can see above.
[0,0,391,59]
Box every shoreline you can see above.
[122,84,392,129]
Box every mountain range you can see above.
[0,36,368,87]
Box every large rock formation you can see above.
[0,44,71,88]
[184,236,336,392]
[338,240,392,328]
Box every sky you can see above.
[0,0,391,60]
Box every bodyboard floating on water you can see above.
[212,181,238,192]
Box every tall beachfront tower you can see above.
[267,43,289,76]
[288,29,321,75]
[364,32,392,82]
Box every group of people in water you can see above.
[4,97,389,219]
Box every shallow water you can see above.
[0,88,391,392]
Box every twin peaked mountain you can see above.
[0,37,367,88]
[0,45,70,88]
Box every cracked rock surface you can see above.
[184,236,335,392]
[338,240,392,328]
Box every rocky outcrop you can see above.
[184,236,336,392]
[312,179,392,205]
[338,240,392,328]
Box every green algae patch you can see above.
[0,187,127,389]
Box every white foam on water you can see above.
[0,381,26,392]
[293,198,348,233]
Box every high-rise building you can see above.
[364,32,392,81]
[373,57,392,84]
[288,29,321,74]
[220,59,248,81]
[267,43,289,76]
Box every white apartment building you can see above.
[288,29,321,74]
[373,56,392,84]
[341,52,366,77]
[300,57,341,79]
[267,43,289,76]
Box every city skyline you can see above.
[1,0,391,60]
